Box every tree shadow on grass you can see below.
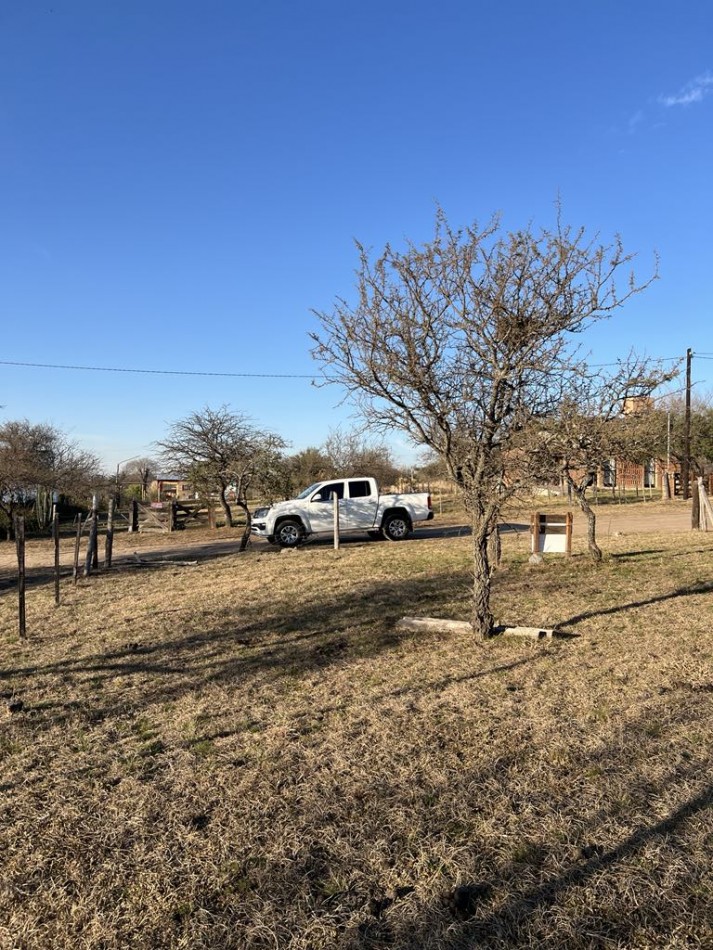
[560,580,713,630]
[610,545,713,561]
[0,566,540,727]
[391,704,713,948]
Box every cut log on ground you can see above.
[131,554,198,567]
[397,617,574,639]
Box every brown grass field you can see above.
[1,505,713,948]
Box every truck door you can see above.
[307,481,345,532]
[343,479,379,528]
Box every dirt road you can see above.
[0,501,697,591]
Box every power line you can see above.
[585,356,682,367]
[0,351,693,381]
[0,359,317,380]
[1,353,685,377]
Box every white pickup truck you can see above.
[251,477,434,547]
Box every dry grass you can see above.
[1,519,713,949]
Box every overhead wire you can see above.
[0,353,687,377]
[0,359,317,379]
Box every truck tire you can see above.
[381,512,411,541]
[274,518,305,548]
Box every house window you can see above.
[643,460,656,488]
[602,460,616,488]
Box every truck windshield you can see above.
[295,483,320,499]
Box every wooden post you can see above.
[84,511,99,577]
[84,513,93,577]
[531,512,540,555]
[14,515,26,638]
[91,497,99,570]
[691,482,700,531]
[167,501,176,533]
[73,514,83,584]
[129,499,138,533]
[565,511,573,557]
[53,506,60,606]
[698,477,713,531]
[332,491,340,551]
[682,347,692,500]
[105,498,114,568]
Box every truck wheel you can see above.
[382,513,411,541]
[274,518,304,548]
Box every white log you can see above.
[397,617,561,638]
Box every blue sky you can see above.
[1,0,711,470]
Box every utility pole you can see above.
[682,348,692,501]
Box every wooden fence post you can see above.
[531,512,540,555]
[698,477,713,531]
[129,499,138,534]
[14,515,26,638]
[84,510,99,577]
[91,497,99,570]
[105,498,114,568]
[692,483,700,531]
[53,506,60,606]
[332,492,340,551]
[73,514,83,585]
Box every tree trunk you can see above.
[236,500,251,551]
[1,501,16,541]
[219,486,233,527]
[471,515,495,638]
[564,472,602,562]
[575,492,601,561]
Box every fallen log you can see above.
[397,617,572,639]
[131,554,198,567]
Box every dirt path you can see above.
[0,501,696,591]
[572,503,692,537]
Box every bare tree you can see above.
[0,420,101,538]
[311,208,656,637]
[655,394,713,478]
[529,358,677,560]
[121,457,156,501]
[323,428,401,489]
[157,406,286,549]
[287,447,333,496]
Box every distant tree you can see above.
[414,456,450,484]
[0,420,100,538]
[530,358,677,560]
[323,428,401,488]
[312,207,657,637]
[287,447,333,495]
[655,395,713,476]
[120,457,156,501]
[157,406,286,549]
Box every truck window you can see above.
[312,482,344,502]
[348,480,373,498]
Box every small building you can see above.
[151,475,194,502]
